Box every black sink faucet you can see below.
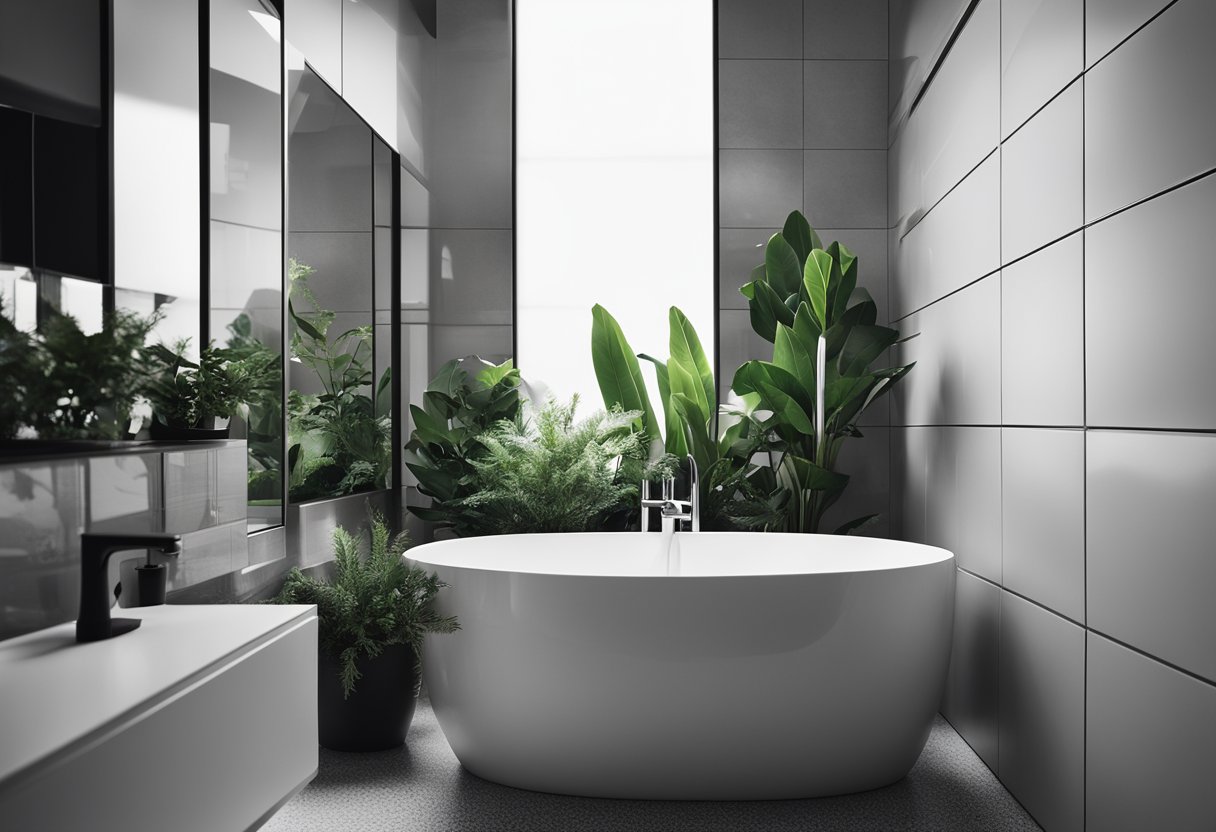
[76,533,182,643]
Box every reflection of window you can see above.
[0,266,37,333]
[440,245,454,281]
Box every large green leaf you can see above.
[743,278,796,342]
[839,325,900,377]
[772,323,816,389]
[640,353,687,457]
[590,304,659,440]
[764,234,802,297]
[475,359,517,389]
[802,249,834,330]
[781,210,823,265]
[427,359,466,398]
[668,307,715,423]
[672,392,716,474]
[734,362,816,436]
[825,241,858,322]
[779,453,848,494]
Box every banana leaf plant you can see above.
[403,357,523,536]
[728,210,915,534]
[591,304,737,527]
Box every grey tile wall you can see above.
[717,1,890,535]
[890,1,1216,829]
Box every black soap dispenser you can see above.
[135,549,170,607]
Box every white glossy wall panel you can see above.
[1088,430,1216,683]
[1087,633,1216,832]
[891,427,928,545]
[942,568,999,768]
[1085,0,1216,221]
[892,151,999,318]
[1001,234,1084,427]
[998,592,1085,832]
[890,0,998,232]
[1000,0,1083,138]
[1001,82,1083,264]
[1002,428,1085,623]
[286,0,342,91]
[894,275,1001,427]
[718,60,802,149]
[1086,174,1216,430]
[1085,0,1173,66]
[925,427,1001,582]
[888,0,971,123]
[341,0,408,156]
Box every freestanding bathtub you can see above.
[407,531,954,800]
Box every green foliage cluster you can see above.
[0,303,160,440]
[141,338,277,430]
[454,397,648,535]
[224,313,285,502]
[403,357,523,536]
[272,512,458,698]
[287,260,392,502]
[592,211,914,534]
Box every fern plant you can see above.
[272,512,458,697]
[455,398,649,535]
[141,338,277,430]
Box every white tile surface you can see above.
[942,568,999,769]
[1087,430,1216,683]
[1000,0,1083,138]
[1001,233,1084,427]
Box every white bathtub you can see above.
[408,531,954,800]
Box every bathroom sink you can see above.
[0,604,318,832]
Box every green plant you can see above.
[454,397,648,535]
[272,512,457,697]
[287,259,391,501]
[224,313,285,502]
[591,304,734,527]
[0,300,40,440]
[22,307,160,440]
[403,357,524,535]
[726,210,914,533]
[141,338,277,429]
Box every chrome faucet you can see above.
[640,454,700,532]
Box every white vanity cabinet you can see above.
[0,605,318,832]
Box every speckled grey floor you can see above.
[264,698,1040,832]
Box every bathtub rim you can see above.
[405,531,954,580]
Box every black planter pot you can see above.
[317,642,419,752]
[149,420,230,441]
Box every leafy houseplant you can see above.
[141,338,278,438]
[726,210,914,533]
[404,357,524,535]
[224,313,285,502]
[287,260,392,501]
[272,512,458,751]
[454,397,648,535]
[1,306,160,441]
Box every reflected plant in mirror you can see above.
[224,313,284,505]
[0,303,160,441]
[140,337,278,437]
[287,260,391,502]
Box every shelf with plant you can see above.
[140,337,278,439]
[287,259,392,503]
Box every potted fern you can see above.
[271,511,458,751]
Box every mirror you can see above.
[286,66,393,505]
[208,0,285,531]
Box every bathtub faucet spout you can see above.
[640,454,700,532]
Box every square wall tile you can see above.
[942,568,999,769]
[429,229,512,326]
[1002,233,1084,427]
[1001,0,1083,137]
[287,231,374,313]
[1087,633,1216,832]
[718,309,772,398]
[803,61,887,150]
[1088,430,1216,683]
[925,427,1002,582]
[1086,174,1216,430]
[430,324,512,377]
[1085,0,1216,221]
[821,426,890,538]
[803,149,885,228]
[718,0,802,59]
[804,0,887,60]
[719,149,803,227]
[718,60,803,149]
[1002,428,1085,622]
[998,592,1085,832]
[1001,81,1083,264]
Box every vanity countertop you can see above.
[0,603,316,787]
